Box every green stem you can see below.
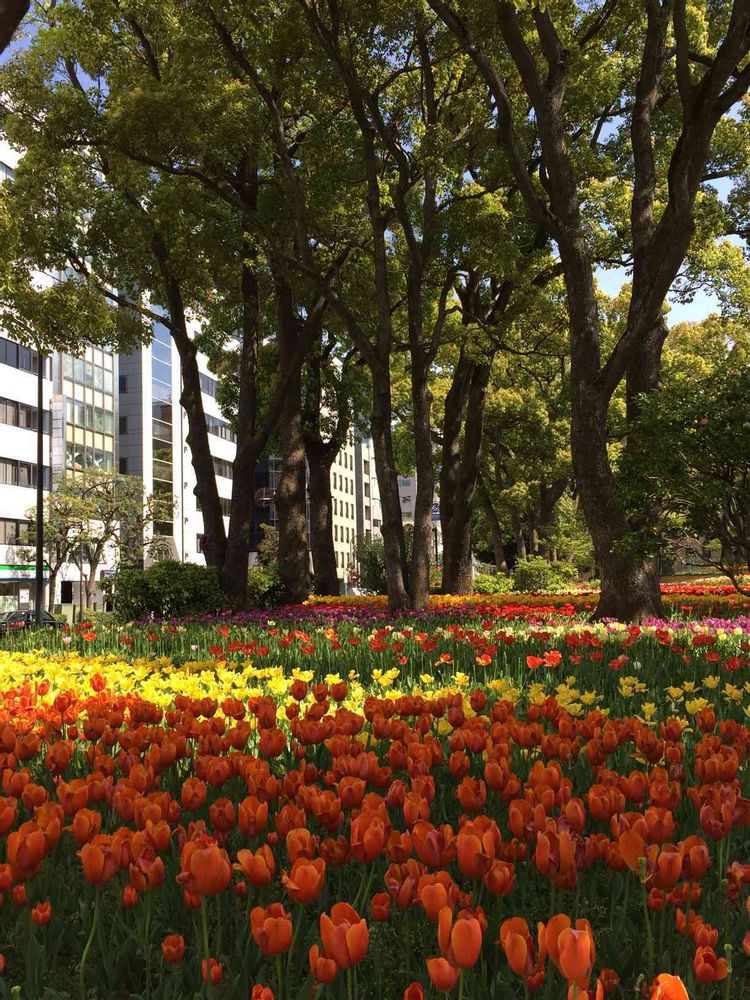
[200,897,215,1000]
[286,904,302,993]
[723,945,733,1000]
[79,889,100,999]
[458,971,465,1000]
[347,966,354,1000]
[641,883,654,980]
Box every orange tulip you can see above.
[238,796,269,837]
[309,943,338,984]
[177,836,231,896]
[180,777,207,812]
[404,984,424,1000]
[499,917,543,978]
[320,903,369,969]
[651,974,689,999]
[162,934,185,963]
[437,906,482,969]
[251,988,276,1000]
[282,857,326,904]
[558,927,594,984]
[235,845,275,887]
[201,958,223,985]
[79,835,122,886]
[7,821,47,880]
[371,892,392,921]
[31,901,52,926]
[693,945,729,983]
[426,956,459,992]
[69,808,102,846]
[250,903,293,956]
[122,885,139,908]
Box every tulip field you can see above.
[0,589,749,997]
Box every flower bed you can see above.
[0,617,748,997]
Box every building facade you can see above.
[1,135,401,605]
[0,138,120,612]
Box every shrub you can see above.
[246,564,285,608]
[511,556,579,593]
[473,572,510,595]
[111,561,225,621]
[354,536,387,594]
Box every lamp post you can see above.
[34,349,45,624]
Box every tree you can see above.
[0,0,345,605]
[620,317,750,593]
[19,471,158,610]
[430,0,750,620]
[18,490,80,613]
[302,331,368,595]
[65,470,159,609]
[0,0,28,53]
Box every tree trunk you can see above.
[84,571,97,609]
[530,523,540,555]
[535,478,568,558]
[47,567,58,614]
[274,283,310,604]
[571,391,663,621]
[306,446,340,595]
[0,0,28,54]
[152,235,227,575]
[515,521,527,562]
[441,359,490,595]
[371,367,410,610]
[410,361,434,609]
[478,479,508,575]
[221,183,260,606]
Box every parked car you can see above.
[0,610,64,634]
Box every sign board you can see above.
[19,589,30,606]
[431,501,441,522]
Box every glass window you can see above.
[119,375,128,393]
[152,379,171,403]
[103,370,114,393]
[152,358,171,385]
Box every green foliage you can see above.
[246,564,285,608]
[354,536,388,594]
[256,525,279,568]
[620,360,750,594]
[473,573,511,595]
[110,561,224,622]
[543,494,596,572]
[511,557,579,594]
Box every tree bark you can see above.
[301,338,349,597]
[478,478,508,575]
[306,448,340,595]
[371,368,410,609]
[441,358,491,594]
[47,567,58,614]
[409,351,434,608]
[274,280,311,603]
[151,234,228,574]
[572,391,662,621]
[221,171,260,605]
[0,0,28,54]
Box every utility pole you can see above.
[34,349,45,624]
